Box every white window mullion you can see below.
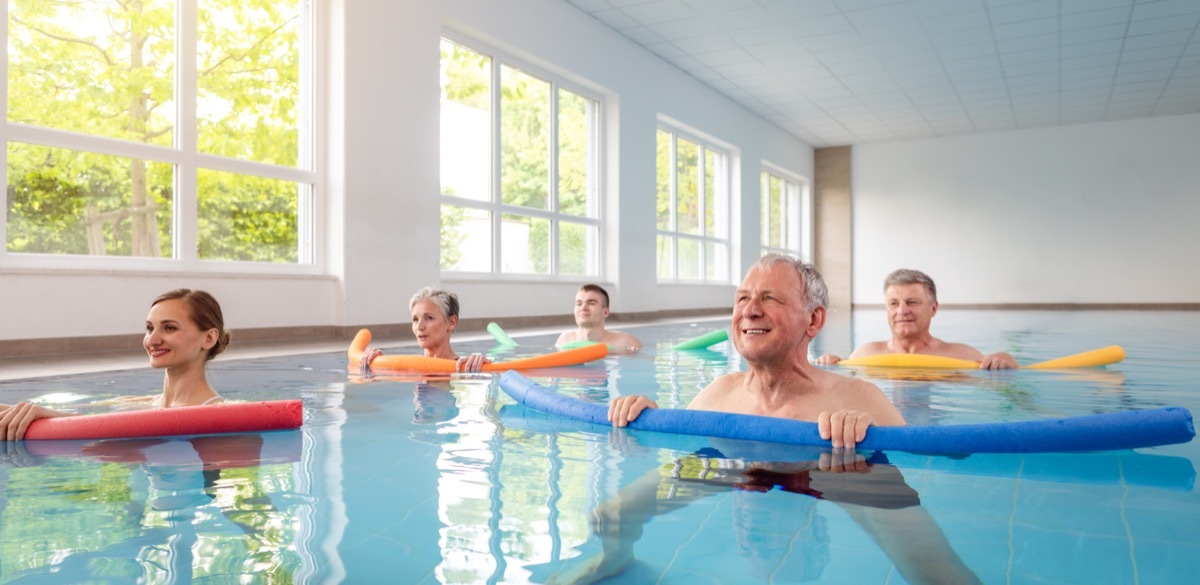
[297,0,317,265]
[549,83,560,274]
[177,0,199,264]
[490,59,503,274]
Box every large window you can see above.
[439,37,601,277]
[4,0,315,267]
[655,125,729,282]
[760,166,811,262]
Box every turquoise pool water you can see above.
[0,310,1197,583]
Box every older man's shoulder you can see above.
[820,367,880,393]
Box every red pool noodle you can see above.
[22,400,303,440]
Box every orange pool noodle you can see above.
[348,328,608,373]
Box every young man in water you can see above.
[815,268,1018,369]
[555,284,642,353]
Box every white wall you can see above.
[851,114,1200,306]
[0,0,813,342]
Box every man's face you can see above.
[574,290,608,328]
[731,264,817,362]
[885,283,937,339]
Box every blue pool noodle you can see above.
[498,371,1195,454]
[498,404,1196,491]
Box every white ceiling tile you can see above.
[789,13,858,38]
[805,34,871,55]
[1061,74,1114,90]
[996,32,1058,53]
[879,50,943,68]
[839,74,902,93]
[835,0,914,12]
[760,0,842,20]
[844,4,921,29]
[993,18,1059,40]
[744,40,815,63]
[943,54,1003,73]
[702,6,778,30]
[606,0,659,6]
[1060,87,1111,101]
[1117,58,1178,76]
[1154,101,1200,116]
[722,65,779,85]
[673,33,739,54]
[563,0,1197,145]
[825,58,890,76]
[565,0,615,11]
[591,8,641,30]
[1123,30,1195,52]
[1132,0,1200,21]
[650,17,721,40]
[955,85,1010,101]
[1061,0,1132,15]
[1112,81,1168,96]
[1062,7,1130,30]
[1061,39,1123,58]
[934,42,997,61]
[911,93,964,107]
[971,119,1018,133]
[669,53,706,71]
[725,25,795,46]
[929,27,995,49]
[645,41,687,59]
[621,26,668,45]
[1061,24,1127,45]
[1003,60,1059,78]
[999,46,1058,67]
[1128,14,1200,36]
[920,9,991,34]
[915,0,986,18]
[621,1,695,25]
[1061,52,1121,70]
[1167,74,1200,89]
[987,0,1058,25]
[1006,71,1059,89]
[1120,46,1186,65]
[694,47,757,67]
[682,0,759,13]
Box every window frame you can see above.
[655,119,732,284]
[759,162,812,263]
[438,32,605,282]
[0,0,322,275]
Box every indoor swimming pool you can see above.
[0,310,1197,583]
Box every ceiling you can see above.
[562,0,1200,147]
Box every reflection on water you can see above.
[0,432,304,582]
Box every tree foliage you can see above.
[6,0,301,261]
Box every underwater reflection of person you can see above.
[75,434,277,534]
[414,382,460,424]
[543,448,980,585]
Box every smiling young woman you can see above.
[0,289,231,440]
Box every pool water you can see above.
[0,311,1197,584]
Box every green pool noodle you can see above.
[487,322,517,346]
[672,328,729,350]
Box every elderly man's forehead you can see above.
[885,283,932,299]
[741,263,803,289]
